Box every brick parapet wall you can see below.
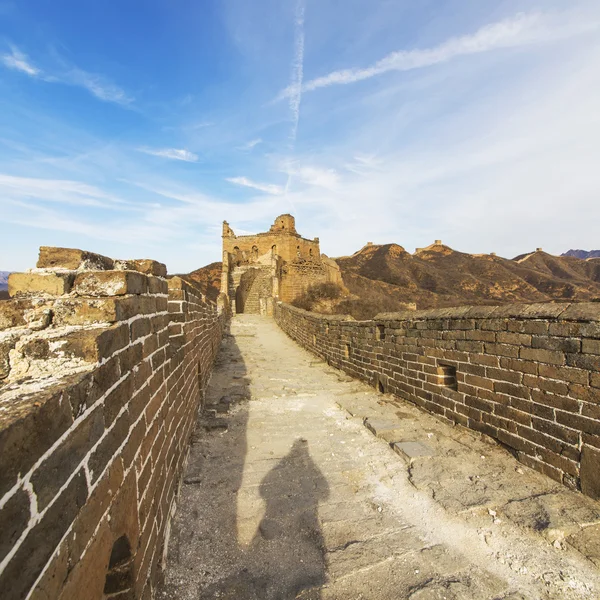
[0,247,225,600]
[274,301,600,498]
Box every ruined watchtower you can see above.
[220,214,341,315]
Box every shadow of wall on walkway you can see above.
[159,326,329,600]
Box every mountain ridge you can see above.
[562,249,600,260]
[0,271,9,292]
[187,245,600,319]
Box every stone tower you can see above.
[219,214,341,315]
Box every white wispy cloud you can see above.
[282,0,306,202]
[138,147,199,162]
[277,11,599,99]
[282,163,339,189]
[226,176,284,195]
[0,44,132,105]
[238,138,263,150]
[3,199,168,244]
[344,155,385,176]
[65,68,133,105]
[1,46,40,76]
[287,0,306,144]
[0,173,126,207]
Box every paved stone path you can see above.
[158,315,600,600]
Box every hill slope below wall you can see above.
[188,245,600,319]
[179,262,221,303]
[337,244,600,310]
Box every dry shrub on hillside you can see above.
[332,297,408,321]
[291,281,413,320]
[291,282,343,311]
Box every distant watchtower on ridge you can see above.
[219,214,341,315]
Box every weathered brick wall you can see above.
[279,263,331,304]
[274,302,600,499]
[0,247,225,600]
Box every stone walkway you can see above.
[158,315,600,600]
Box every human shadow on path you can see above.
[204,439,330,600]
[158,326,330,600]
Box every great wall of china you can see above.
[0,216,599,599]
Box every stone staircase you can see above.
[243,269,271,314]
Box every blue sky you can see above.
[1,0,599,273]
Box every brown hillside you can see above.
[178,262,222,303]
[186,246,600,318]
[337,244,600,310]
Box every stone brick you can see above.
[519,347,565,365]
[58,518,112,600]
[486,367,522,384]
[104,374,134,425]
[0,488,30,565]
[0,335,16,379]
[122,417,146,469]
[569,383,599,403]
[67,458,124,567]
[470,353,499,367]
[559,303,600,322]
[131,317,152,342]
[69,358,120,415]
[582,402,600,420]
[523,375,569,396]
[512,320,550,335]
[581,445,600,499]
[499,357,538,375]
[116,259,167,277]
[532,335,581,353]
[0,470,87,600]
[27,540,69,600]
[54,324,129,363]
[0,299,33,329]
[0,382,74,499]
[484,342,519,358]
[53,296,157,325]
[88,410,131,483]
[148,276,169,294]
[556,411,600,437]
[52,297,122,325]
[493,303,567,319]
[119,343,144,376]
[494,404,531,426]
[463,374,494,391]
[8,272,73,297]
[529,402,554,421]
[530,389,579,412]
[496,331,532,346]
[566,352,600,371]
[583,338,600,355]
[37,246,114,271]
[531,416,579,446]
[537,447,578,476]
[31,407,104,510]
[538,364,589,385]
[494,381,529,399]
[73,270,148,297]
